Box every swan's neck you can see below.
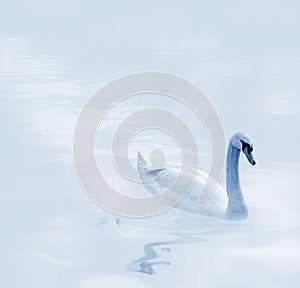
[226,143,248,218]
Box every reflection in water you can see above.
[95,215,208,275]
[95,217,121,226]
[95,214,216,275]
[95,205,300,277]
[126,233,204,275]
[127,240,171,275]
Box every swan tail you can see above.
[137,151,150,174]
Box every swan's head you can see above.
[230,132,256,165]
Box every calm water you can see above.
[1,1,300,287]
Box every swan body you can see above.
[137,132,256,220]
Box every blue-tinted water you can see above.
[1,1,300,287]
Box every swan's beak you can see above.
[244,150,256,165]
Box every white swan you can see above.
[137,132,256,220]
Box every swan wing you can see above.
[137,158,227,216]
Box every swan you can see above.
[137,132,256,220]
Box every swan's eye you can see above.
[241,140,253,153]
[241,140,249,151]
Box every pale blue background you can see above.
[1,1,299,287]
